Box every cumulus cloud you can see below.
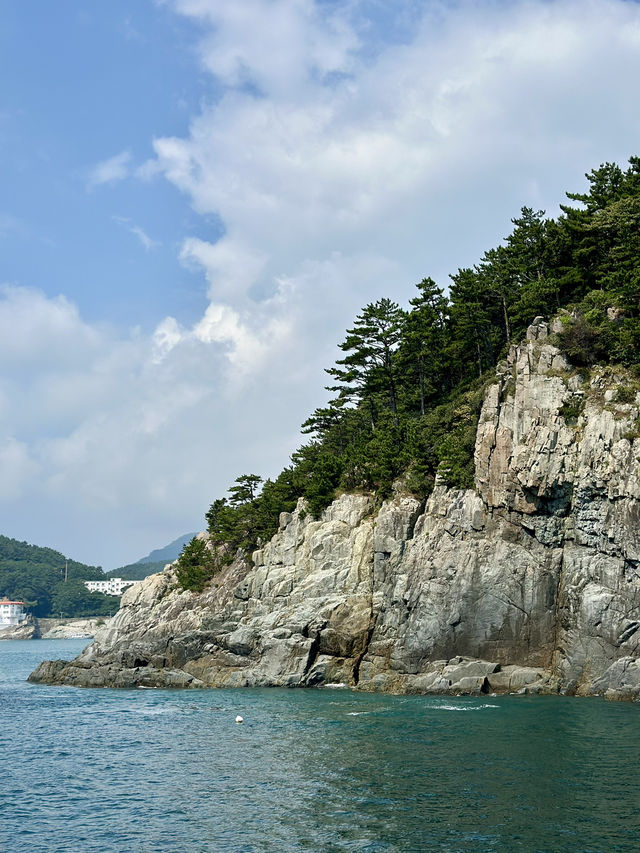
[180,235,267,300]
[87,150,132,188]
[7,0,640,566]
[172,0,359,96]
[0,285,101,369]
[155,0,640,328]
[0,285,310,566]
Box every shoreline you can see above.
[0,616,109,641]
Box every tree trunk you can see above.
[385,352,399,428]
[502,296,511,344]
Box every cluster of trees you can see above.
[48,580,118,619]
[176,474,298,590]
[177,157,640,591]
[0,536,117,618]
[103,560,167,581]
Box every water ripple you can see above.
[2,640,640,851]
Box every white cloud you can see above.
[7,0,640,567]
[0,285,311,566]
[88,150,132,189]
[172,0,359,96]
[152,316,183,360]
[129,224,158,250]
[155,0,640,317]
[0,285,101,368]
[113,215,160,250]
[180,235,266,300]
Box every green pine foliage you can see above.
[175,537,219,593]
[181,156,640,592]
[49,579,118,619]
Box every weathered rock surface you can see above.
[39,618,107,640]
[29,321,640,699]
[0,617,109,641]
[0,618,37,640]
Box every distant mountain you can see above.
[135,533,197,566]
[103,533,198,581]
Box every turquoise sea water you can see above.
[2,640,640,852]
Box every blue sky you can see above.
[1,0,640,568]
[0,2,217,328]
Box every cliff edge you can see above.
[29,320,640,699]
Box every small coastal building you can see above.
[83,578,139,597]
[0,600,27,626]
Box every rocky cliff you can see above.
[29,319,640,699]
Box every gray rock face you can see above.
[0,619,37,640]
[39,618,106,639]
[29,324,640,699]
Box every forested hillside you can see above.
[0,537,116,618]
[0,531,188,617]
[175,157,639,590]
[104,561,167,581]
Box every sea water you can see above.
[2,640,640,853]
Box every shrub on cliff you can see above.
[556,314,603,366]
[175,537,219,593]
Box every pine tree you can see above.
[228,474,263,506]
[447,269,495,380]
[399,278,448,414]
[325,298,406,428]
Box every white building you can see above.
[83,578,139,596]
[0,600,27,626]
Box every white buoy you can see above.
[235,715,244,724]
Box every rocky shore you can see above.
[38,618,105,639]
[29,320,640,699]
[0,618,38,640]
[1,617,106,641]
